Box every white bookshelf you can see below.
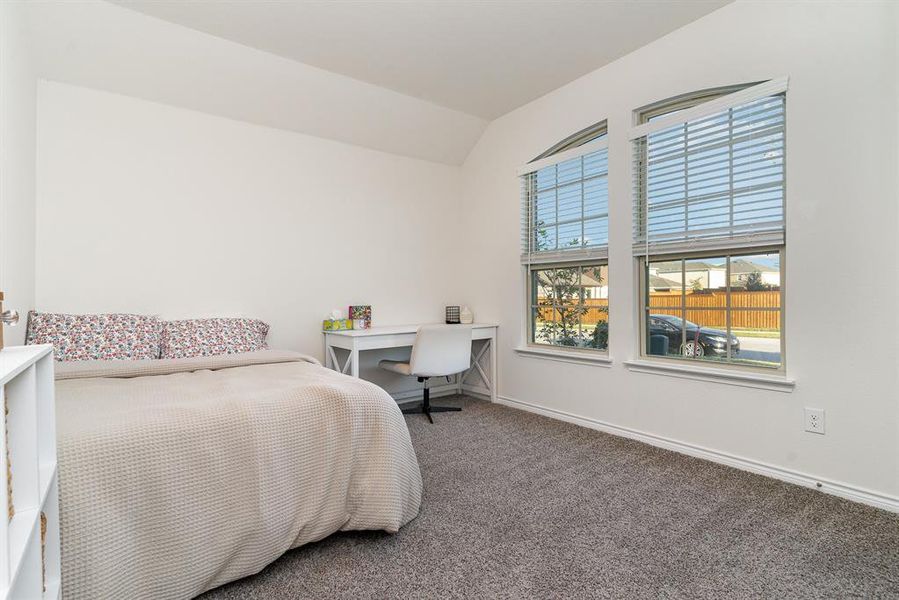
[0,346,59,600]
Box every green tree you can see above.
[533,222,607,348]
[745,271,768,291]
[591,319,609,350]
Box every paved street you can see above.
[736,335,781,363]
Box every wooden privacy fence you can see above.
[650,290,780,330]
[537,290,780,330]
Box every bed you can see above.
[53,349,423,599]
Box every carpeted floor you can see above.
[201,396,899,599]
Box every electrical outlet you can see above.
[804,408,825,435]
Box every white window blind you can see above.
[520,137,609,265]
[632,78,788,256]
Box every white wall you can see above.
[460,1,899,500]
[0,1,37,345]
[36,82,464,394]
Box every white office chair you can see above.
[379,324,472,424]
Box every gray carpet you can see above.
[201,396,899,599]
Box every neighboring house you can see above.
[650,261,726,290]
[648,274,683,292]
[533,268,609,300]
[580,269,608,299]
[729,259,781,288]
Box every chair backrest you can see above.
[409,324,472,377]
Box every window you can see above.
[530,263,609,351]
[520,122,609,352]
[645,251,782,367]
[632,79,787,369]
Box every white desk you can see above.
[323,323,498,402]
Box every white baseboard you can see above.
[497,394,899,514]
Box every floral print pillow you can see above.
[160,318,269,359]
[26,311,162,362]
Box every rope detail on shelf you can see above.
[5,397,13,521]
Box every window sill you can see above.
[515,346,613,367]
[623,359,795,392]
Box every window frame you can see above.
[633,82,787,374]
[520,121,611,358]
[525,259,610,355]
[521,122,610,264]
[637,247,786,373]
[635,82,758,124]
[531,121,608,162]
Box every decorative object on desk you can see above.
[0,291,21,351]
[445,306,460,324]
[349,305,372,330]
[460,305,473,324]
[322,308,352,331]
[322,318,352,331]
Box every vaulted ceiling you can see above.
[111,0,730,119]
[29,1,730,164]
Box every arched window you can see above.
[530,120,607,162]
[632,79,787,370]
[518,120,610,354]
[636,82,756,123]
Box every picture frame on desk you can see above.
[348,305,371,330]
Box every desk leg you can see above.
[489,336,497,403]
[323,337,331,370]
[325,344,356,376]
[349,349,359,378]
[460,339,496,401]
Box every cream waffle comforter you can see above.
[54,350,422,599]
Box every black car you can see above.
[648,314,740,357]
